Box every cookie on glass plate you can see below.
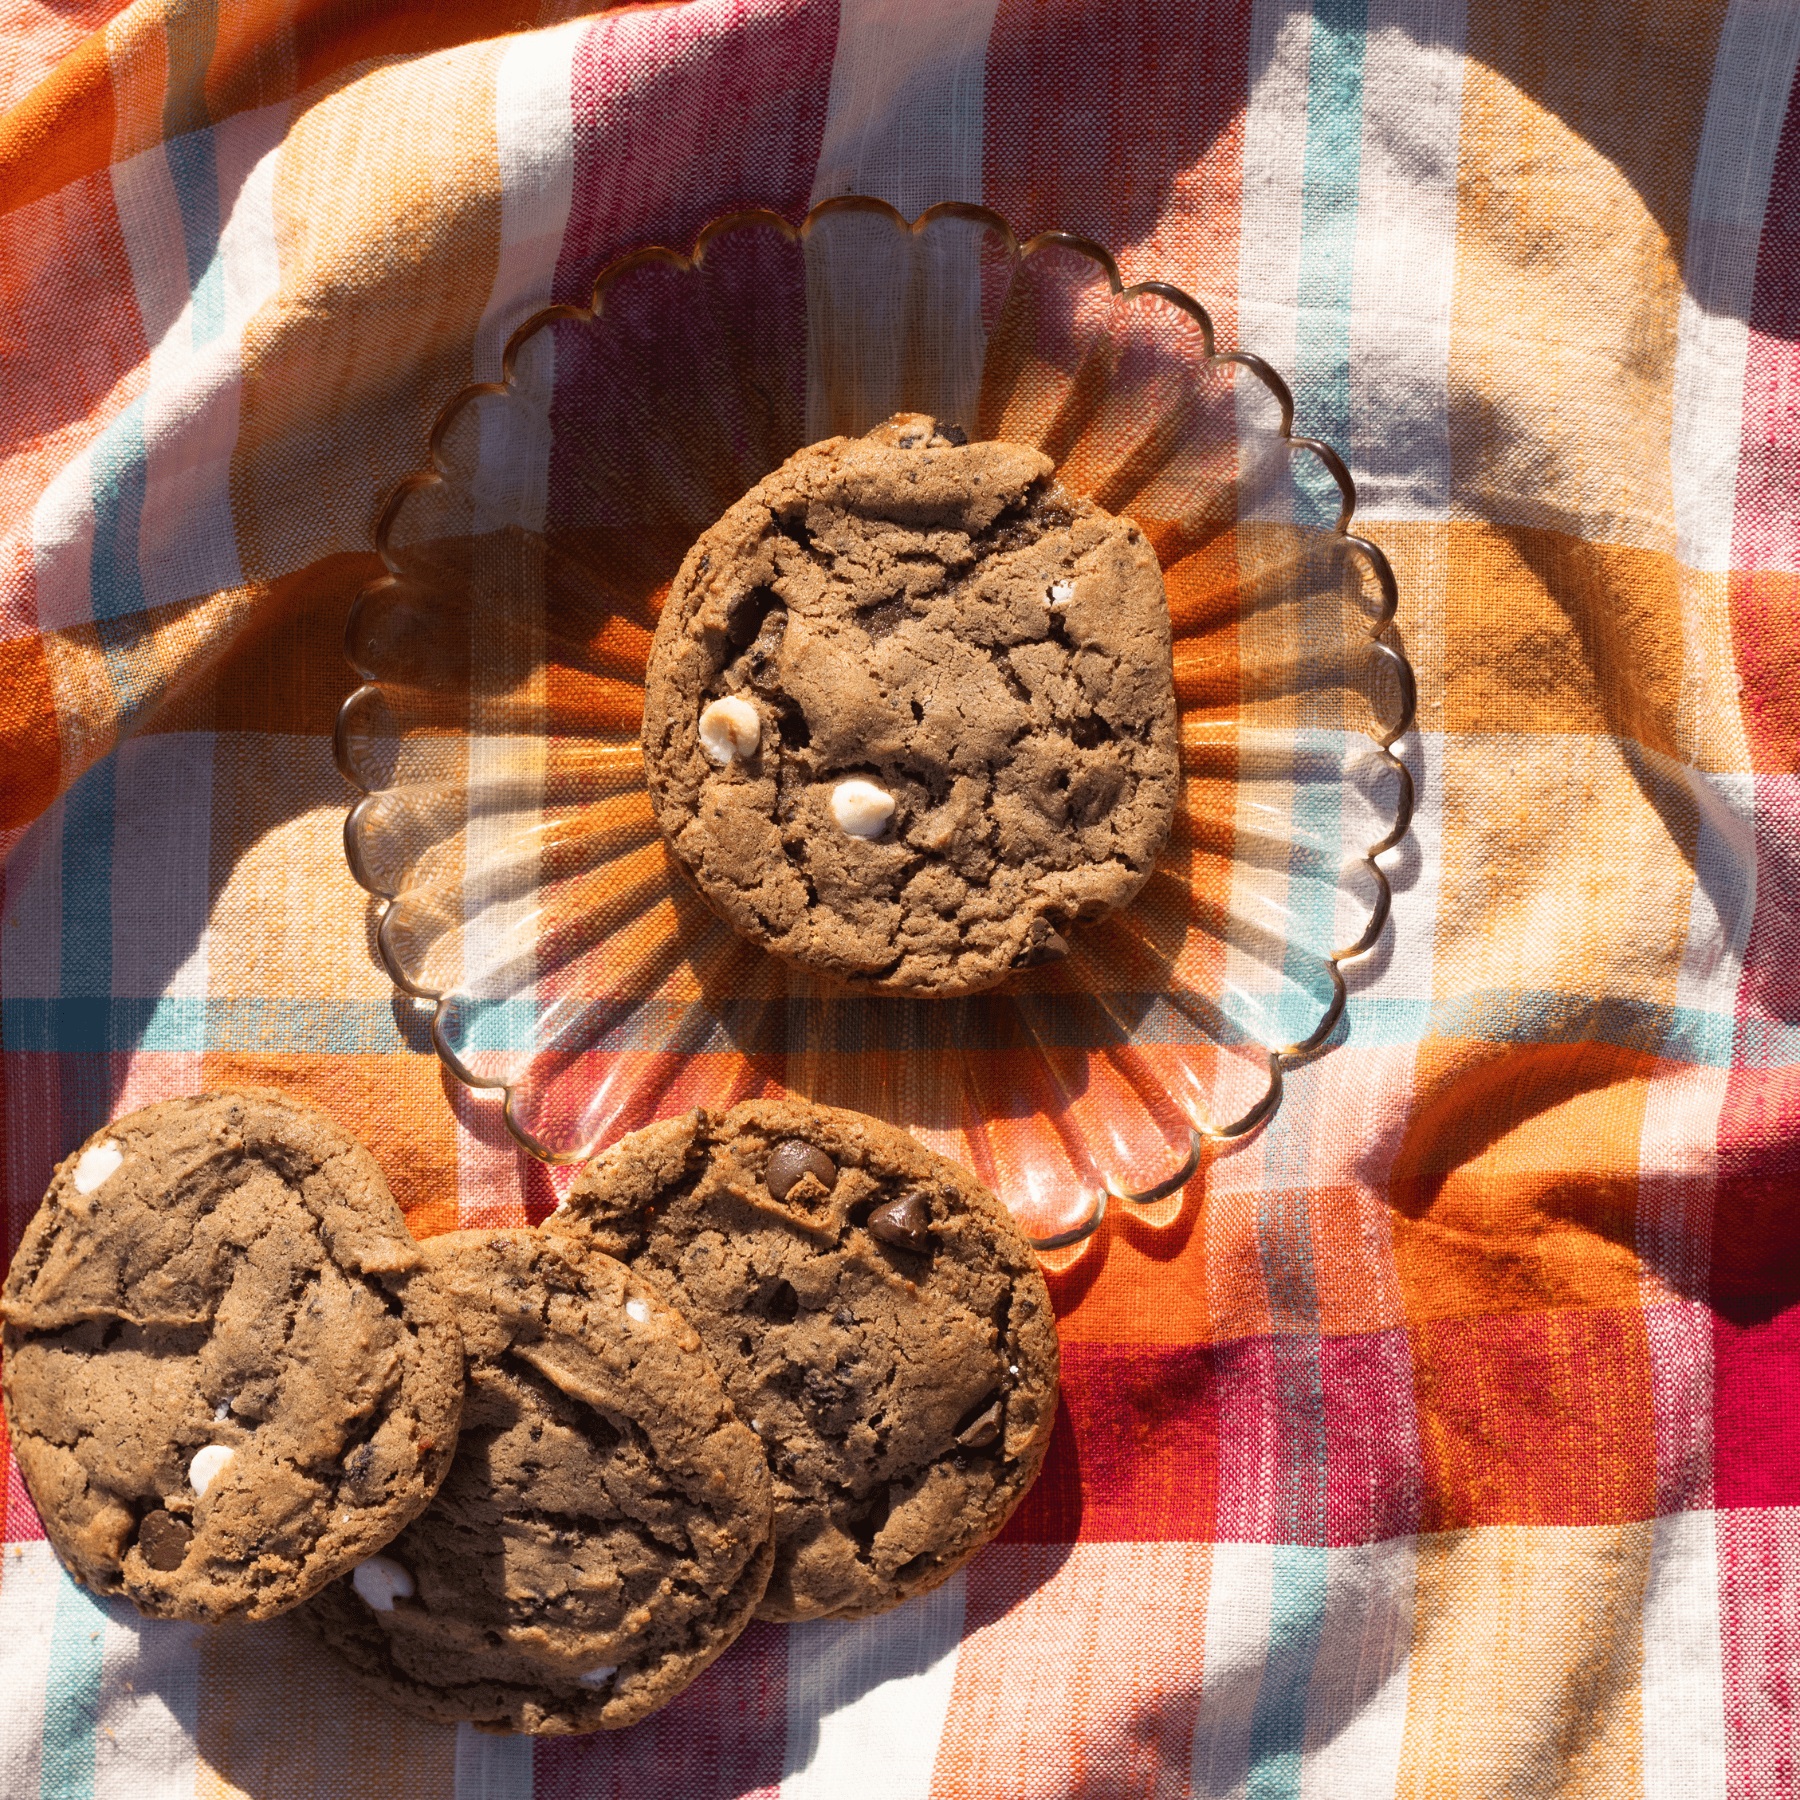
[546,1097,1060,1622]
[295,1229,774,1734]
[641,413,1178,996]
[0,1091,463,1622]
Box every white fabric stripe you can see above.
[1301,1542,1416,1800]
[136,108,285,613]
[1236,5,1311,385]
[1636,1060,1726,1516]
[780,1570,964,1799]
[473,21,583,536]
[801,0,1001,444]
[474,17,585,384]
[216,110,283,337]
[28,447,100,635]
[1675,768,1757,1014]
[454,1723,534,1799]
[1347,4,1467,521]
[109,141,191,371]
[807,0,1000,218]
[1641,1511,1729,1800]
[457,26,582,1215]
[138,343,245,610]
[110,733,212,1002]
[1189,1540,1275,1800]
[95,97,285,628]
[1673,0,1800,573]
[92,1602,201,1800]
[0,1543,60,1800]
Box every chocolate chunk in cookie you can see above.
[547,1099,1061,1623]
[1,1092,463,1622]
[294,1230,774,1734]
[642,413,1179,996]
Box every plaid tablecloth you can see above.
[4,0,1798,1794]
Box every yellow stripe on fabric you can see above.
[229,37,506,584]
[1441,524,1691,758]
[195,1617,456,1799]
[202,730,398,1001]
[1449,2,1726,556]
[1430,724,1700,1014]
[1395,1522,1651,1800]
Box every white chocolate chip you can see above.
[831,779,895,839]
[578,1664,617,1687]
[72,1141,123,1194]
[1047,581,1074,607]
[625,1298,650,1322]
[698,695,762,764]
[352,1555,415,1612]
[188,1444,235,1497]
[212,1398,232,1423]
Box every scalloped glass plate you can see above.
[336,199,1414,1266]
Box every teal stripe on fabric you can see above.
[2,990,1775,1065]
[88,400,148,628]
[1246,1544,1329,1800]
[451,996,545,1054]
[1292,0,1368,530]
[85,398,165,736]
[167,132,226,347]
[40,1566,106,1800]
[2,998,408,1056]
[1430,988,1766,1065]
[161,0,226,347]
[58,764,114,1003]
[54,763,118,1164]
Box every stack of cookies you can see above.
[1,1089,1059,1735]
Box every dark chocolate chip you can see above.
[725,585,779,648]
[867,1191,932,1253]
[776,705,811,751]
[137,1510,193,1572]
[1013,918,1070,967]
[955,1396,1003,1448]
[766,1140,838,1201]
[942,422,969,446]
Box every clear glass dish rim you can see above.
[333,194,1419,1254]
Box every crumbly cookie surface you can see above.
[295,1230,774,1734]
[547,1098,1061,1623]
[0,1091,463,1622]
[642,414,1178,996]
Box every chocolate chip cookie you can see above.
[1,1092,463,1622]
[546,1098,1060,1622]
[642,413,1178,995]
[294,1230,774,1734]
